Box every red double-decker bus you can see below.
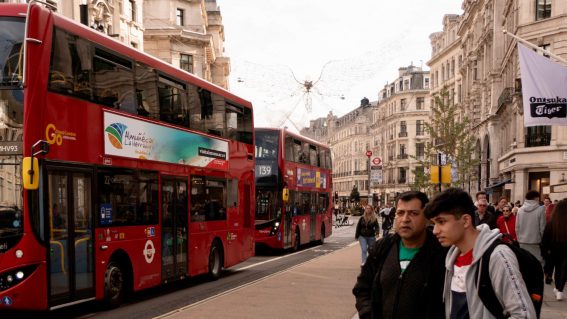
[254,128,332,251]
[0,3,255,310]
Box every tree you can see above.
[411,89,479,194]
[350,185,360,204]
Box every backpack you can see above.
[475,239,544,318]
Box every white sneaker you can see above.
[554,288,559,293]
[556,290,564,301]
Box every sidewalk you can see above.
[157,243,361,319]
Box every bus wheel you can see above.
[293,228,300,251]
[104,262,124,307]
[320,225,326,245]
[208,242,223,280]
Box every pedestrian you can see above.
[512,206,519,215]
[379,203,393,237]
[353,191,446,319]
[544,196,555,223]
[496,204,517,244]
[543,195,556,285]
[474,198,497,229]
[426,188,536,318]
[541,199,567,299]
[494,196,508,219]
[355,205,379,266]
[475,191,496,214]
[515,190,546,265]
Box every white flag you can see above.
[518,43,567,126]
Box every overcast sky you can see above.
[216,0,464,130]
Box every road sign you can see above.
[372,157,382,166]
[366,150,372,157]
[370,166,383,183]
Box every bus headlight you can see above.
[0,265,38,291]
[270,221,281,236]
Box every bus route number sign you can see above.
[256,165,272,177]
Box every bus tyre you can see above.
[208,242,223,280]
[104,262,124,307]
[320,225,326,245]
[293,228,300,251]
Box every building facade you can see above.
[429,0,567,203]
[372,66,431,205]
[143,0,230,89]
[301,101,375,207]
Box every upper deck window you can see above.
[0,17,24,87]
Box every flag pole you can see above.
[503,30,567,66]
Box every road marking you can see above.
[234,244,325,271]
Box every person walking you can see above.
[496,204,517,244]
[541,199,567,300]
[475,198,497,229]
[515,190,546,264]
[355,205,379,266]
[353,191,446,319]
[426,188,536,319]
[543,196,556,284]
[379,203,394,237]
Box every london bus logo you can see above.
[105,123,128,149]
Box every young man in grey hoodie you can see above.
[515,190,546,264]
[426,188,536,319]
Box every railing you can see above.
[498,87,513,109]
[388,156,394,161]
[525,133,551,147]
[397,154,408,160]
[398,178,407,184]
[416,130,425,136]
[353,170,368,176]
[398,131,408,138]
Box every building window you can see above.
[176,8,184,26]
[416,143,425,160]
[416,97,424,110]
[180,54,193,73]
[400,99,407,111]
[537,44,551,58]
[416,120,424,135]
[399,167,407,184]
[525,126,551,147]
[424,78,430,89]
[127,0,136,22]
[536,0,551,21]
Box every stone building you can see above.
[301,101,375,206]
[143,0,230,89]
[372,66,431,205]
[432,0,567,203]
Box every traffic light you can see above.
[334,191,338,202]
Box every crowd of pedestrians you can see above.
[352,188,566,319]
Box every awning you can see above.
[485,179,512,191]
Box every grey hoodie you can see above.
[515,199,546,244]
[443,224,536,319]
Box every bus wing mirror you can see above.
[22,157,39,190]
[282,188,289,202]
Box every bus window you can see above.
[135,62,158,119]
[158,75,188,127]
[226,102,253,145]
[309,145,318,166]
[92,48,134,111]
[49,28,93,100]
[318,193,329,214]
[284,136,294,162]
[98,169,158,226]
[190,176,227,222]
[188,84,204,131]
[301,192,311,215]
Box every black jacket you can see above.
[352,231,447,319]
[355,217,379,239]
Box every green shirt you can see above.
[399,241,420,273]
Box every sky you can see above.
[216,0,464,131]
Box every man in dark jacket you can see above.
[353,191,447,319]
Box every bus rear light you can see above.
[0,265,37,291]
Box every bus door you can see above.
[46,167,94,307]
[161,176,188,283]
[310,193,317,241]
